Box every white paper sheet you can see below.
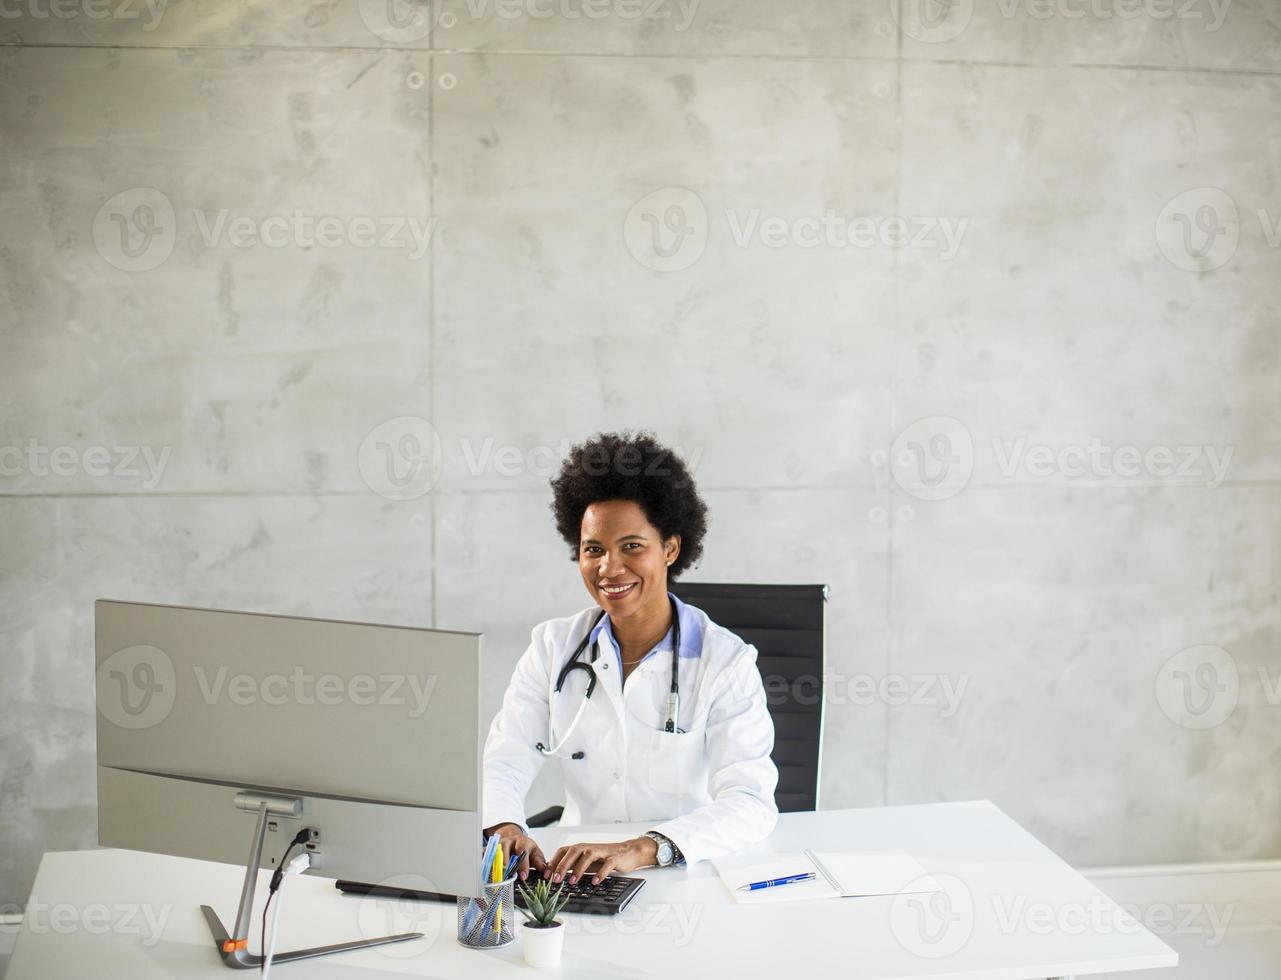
[713,849,941,904]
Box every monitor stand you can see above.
[200,793,422,969]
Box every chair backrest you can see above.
[670,582,827,813]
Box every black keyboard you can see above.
[336,874,645,916]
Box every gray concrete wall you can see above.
[2,0,1279,905]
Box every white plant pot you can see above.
[521,920,565,968]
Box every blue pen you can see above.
[503,850,521,880]
[478,834,499,883]
[736,872,817,892]
[468,891,503,944]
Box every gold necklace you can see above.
[619,622,672,665]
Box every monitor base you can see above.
[200,798,422,969]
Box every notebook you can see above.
[712,849,941,904]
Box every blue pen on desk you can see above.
[737,872,817,892]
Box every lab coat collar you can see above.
[587,591,703,664]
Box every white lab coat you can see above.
[483,595,779,866]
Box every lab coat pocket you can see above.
[644,727,708,797]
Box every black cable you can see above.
[260,891,274,975]
[260,829,313,975]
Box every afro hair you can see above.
[550,431,708,580]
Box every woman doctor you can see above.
[483,432,779,885]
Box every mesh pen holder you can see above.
[457,877,516,949]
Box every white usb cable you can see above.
[261,851,311,980]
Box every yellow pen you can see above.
[491,842,503,935]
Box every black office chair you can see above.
[527,582,827,827]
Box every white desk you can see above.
[6,801,1176,979]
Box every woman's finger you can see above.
[551,845,584,881]
[598,839,645,880]
[572,845,616,883]
[590,852,619,884]
[545,846,568,878]
[567,847,600,884]
[526,841,548,873]
[515,841,537,880]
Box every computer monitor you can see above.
[94,599,483,968]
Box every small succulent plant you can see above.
[516,877,570,927]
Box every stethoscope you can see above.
[535,597,682,757]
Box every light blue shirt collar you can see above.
[588,591,702,665]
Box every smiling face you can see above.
[578,499,681,620]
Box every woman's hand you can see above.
[484,822,548,881]
[545,836,659,885]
